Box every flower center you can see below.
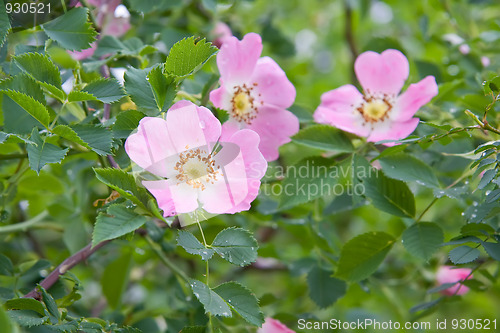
[234,91,251,114]
[357,95,393,122]
[174,148,220,190]
[230,83,260,124]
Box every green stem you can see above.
[49,102,66,130]
[415,198,438,223]
[0,211,49,234]
[451,261,485,297]
[60,0,67,12]
[144,235,189,283]
[177,91,200,103]
[196,221,214,333]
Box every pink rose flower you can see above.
[458,44,470,55]
[210,33,299,161]
[124,100,267,220]
[481,56,491,67]
[314,49,438,145]
[436,266,473,296]
[212,22,233,48]
[258,318,295,333]
[69,42,98,60]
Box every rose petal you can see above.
[222,129,266,213]
[124,117,178,177]
[217,33,263,87]
[258,318,295,333]
[367,117,419,144]
[354,49,409,96]
[209,81,234,113]
[166,101,221,152]
[313,85,369,137]
[393,76,438,121]
[251,56,296,109]
[436,266,472,296]
[247,106,299,161]
[68,42,97,60]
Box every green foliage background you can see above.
[1,0,500,332]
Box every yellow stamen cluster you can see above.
[230,83,261,124]
[357,94,393,122]
[174,148,221,191]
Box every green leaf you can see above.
[112,110,146,139]
[39,286,59,324]
[336,231,395,282]
[433,186,468,200]
[42,7,97,51]
[292,125,353,152]
[147,65,177,112]
[5,298,46,316]
[101,251,132,308]
[0,0,11,46]
[177,230,215,261]
[180,326,206,333]
[190,279,232,317]
[211,227,258,267]
[92,204,148,246]
[49,320,79,332]
[483,76,500,95]
[481,241,500,261]
[486,188,500,203]
[39,82,66,102]
[67,91,98,103]
[52,125,92,150]
[478,169,496,190]
[442,236,482,246]
[409,298,442,314]
[95,36,152,58]
[402,222,444,261]
[360,164,416,217]
[0,74,45,103]
[0,304,13,333]
[13,53,62,88]
[72,124,113,156]
[278,156,338,209]
[0,74,46,134]
[449,245,480,264]
[124,67,158,115]
[427,282,458,294]
[307,266,346,308]
[3,90,50,128]
[164,37,218,78]
[379,153,440,188]
[8,310,47,327]
[0,254,13,276]
[27,129,69,174]
[93,168,151,212]
[213,282,264,327]
[460,223,495,237]
[82,78,125,104]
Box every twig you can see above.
[344,0,358,83]
[0,211,49,234]
[144,235,189,283]
[23,240,110,299]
